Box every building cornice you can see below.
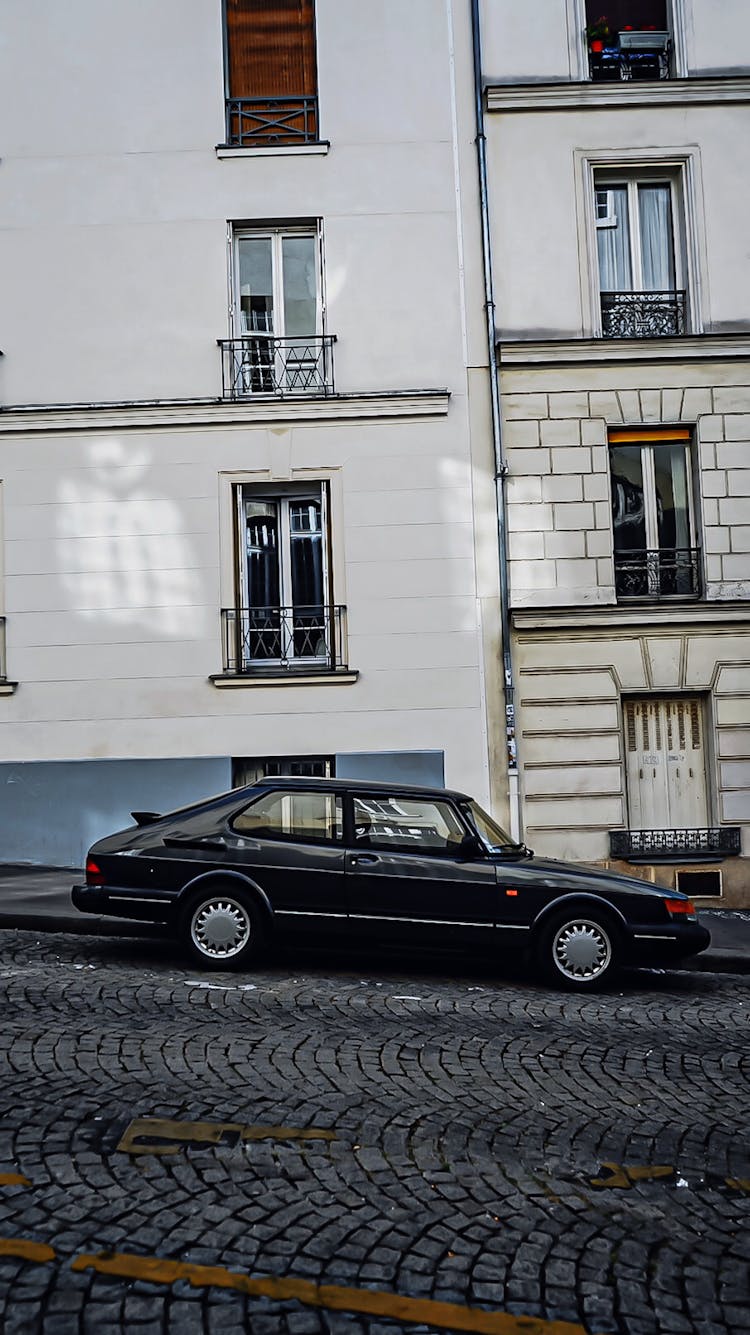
[498,334,750,368]
[486,76,750,114]
[0,391,450,435]
[513,602,750,634]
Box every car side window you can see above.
[352,795,467,855]
[232,790,343,844]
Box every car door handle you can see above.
[164,836,226,851]
[350,853,379,866]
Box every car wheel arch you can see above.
[530,892,627,941]
[176,869,273,923]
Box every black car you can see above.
[72,777,709,989]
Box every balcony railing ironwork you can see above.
[221,605,348,675]
[224,96,319,147]
[218,335,336,399]
[601,290,686,338]
[589,31,671,81]
[614,547,701,601]
[609,828,741,863]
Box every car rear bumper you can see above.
[72,884,175,923]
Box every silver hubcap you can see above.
[190,897,251,960]
[552,918,612,981]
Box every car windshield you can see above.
[461,800,515,852]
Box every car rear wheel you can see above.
[180,886,264,970]
[537,909,619,990]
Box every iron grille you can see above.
[219,336,335,399]
[609,828,741,862]
[589,32,671,82]
[614,548,701,600]
[222,605,348,675]
[601,290,686,338]
[224,96,318,147]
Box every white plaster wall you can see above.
[686,0,750,74]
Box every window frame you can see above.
[349,793,472,858]
[575,149,707,338]
[230,223,324,343]
[567,0,687,80]
[220,0,320,149]
[230,787,343,846]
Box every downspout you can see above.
[469,0,522,840]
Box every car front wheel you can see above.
[180,886,264,970]
[537,910,619,990]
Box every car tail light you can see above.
[86,858,105,887]
[664,897,697,919]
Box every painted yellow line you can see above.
[72,1249,588,1334]
[117,1116,336,1156]
[0,1238,55,1263]
[0,1173,31,1187]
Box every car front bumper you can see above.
[626,920,711,963]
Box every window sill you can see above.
[215,142,330,160]
[0,681,18,695]
[486,77,750,113]
[210,669,358,689]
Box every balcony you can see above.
[224,96,319,148]
[614,548,701,601]
[218,336,336,400]
[609,828,741,863]
[589,30,671,81]
[601,290,686,338]
[221,605,348,677]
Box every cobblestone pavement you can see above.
[0,930,748,1335]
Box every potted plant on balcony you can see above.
[586,15,612,52]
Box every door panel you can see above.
[624,698,709,830]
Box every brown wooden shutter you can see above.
[226,0,317,99]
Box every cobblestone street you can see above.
[0,929,748,1334]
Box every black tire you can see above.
[179,883,265,970]
[536,907,620,990]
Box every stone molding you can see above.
[513,603,750,633]
[0,391,450,435]
[486,77,750,114]
[498,336,750,367]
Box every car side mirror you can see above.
[457,833,483,859]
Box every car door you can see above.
[344,791,498,948]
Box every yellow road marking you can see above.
[117,1117,336,1156]
[0,1238,55,1263]
[72,1250,589,1335]
[590,1162,674,1189]
[0,1174,30,1187]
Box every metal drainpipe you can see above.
[469,0,522,840]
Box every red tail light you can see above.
[86,858,105,887]
[664,897,697,918]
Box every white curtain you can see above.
[596,186,632,291]
[638,186,674,291]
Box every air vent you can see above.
[676,869,722,898]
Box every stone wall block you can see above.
[585,529,611,558]
[714,387,750,414]
[699,440,716,469]
[502,393,549,420]
[661,388,684,422]
[582,417,608,447]
[504,419,540,449]
[596,557,615,588]
[508,447,552,475]
[544,530,586,558]
[716,441,748,470]
[591,444,609,473]
[698,415,725,442]
[681,387,713,421]
[583,473,610,502]
[508,474,543,505]
[542,474,583,502]
[730,526,750,553]
[549,390,590,419]
[639,389,662,422]
[703,497,719,526]
[555,558,599,585]
[725,414,750,441]
[589,392,623,422]
[551,446,590,474]
[722,554,750,581]
[594,500,612,529]
[728,470,750,496]
[541,418,581,447]
[507,502,554,532]
[617,390,642,422]
[552,501,594,531]
[701,470,728,498]
[719,497,750,526]
[509,530,545,560]
[704,526,730,554]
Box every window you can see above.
[233,789,342,843]
[223,0,318,146]
[609,429,700,599]
[352,795,468,856]
[220,226,334,398]
[585,0,672,81]
[221,481,347,674]
[595,174,686,336]
[232,756,334,787]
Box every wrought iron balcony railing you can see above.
[614,548,701,601]
[610,828,741,863]
[589,31,671,81]
[601,290,686,338]
[218,335,336,399]
[224,96,319,147]
[221,605,348,675]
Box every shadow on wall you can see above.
[0,758,231,868]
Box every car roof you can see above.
[247,776,472,802]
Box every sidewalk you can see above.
[1,864,749,972]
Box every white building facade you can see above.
[0,0,505,867]
[481,0,750,903]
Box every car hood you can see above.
[490,852,673,899]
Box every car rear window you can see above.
[232,790,343,844]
